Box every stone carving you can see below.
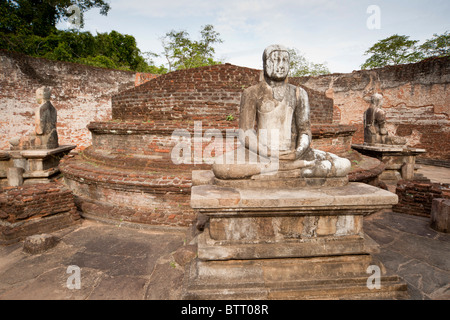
[10,86,59,150]
[212,44,351,180]
[363,93,405,146]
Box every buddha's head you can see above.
[370,93,384,108]
[263,44,290,81]
[36,86,51,104]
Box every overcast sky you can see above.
[58,0,450,73]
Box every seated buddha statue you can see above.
[212,44,351,180]
[363,93,406,146]
[10,86,59,150]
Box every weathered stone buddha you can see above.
[212,44,351,180]
[10,86,59,150]
[363,93,406,146]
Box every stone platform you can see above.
[0,145,76,187]
[184,171,409,299]
[352,144,426,184]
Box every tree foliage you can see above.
[420,31,450,58]
[0,1,166,72]
[361,32,449,69]
[288,48,330,77]
[361,34,423,69]
[0,29,166,72]
[0,0,110,36]
[160,24,223,72]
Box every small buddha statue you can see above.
[212,44,351,180]
[363,93,406,146]
[10,86,59,150]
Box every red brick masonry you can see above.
[0,182,81,243]
[393,180,450,217]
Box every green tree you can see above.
[0,1,166,73]
[288,48,330,77]
[361,34,424,69]
[420,31,450,58]
[0,0,110,37]
[0,28,165,72]
[160,24,223,71]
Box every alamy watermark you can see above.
[67,5,81,29]
[66,265,81,290]
[366,265,381,289]
[366,5,381,30]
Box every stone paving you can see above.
[365,210,449,300]
[0,221,189,300]
[0,166,449,300]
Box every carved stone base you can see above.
[184,172,409,300]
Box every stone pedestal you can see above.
[352,144,426,184]
[184,171,409,300]
[1,145,76,186]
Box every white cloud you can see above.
[113,0,217,18]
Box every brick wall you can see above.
[112,64,260,123]
[393,179,450,217]
[0,182,78,223]
[0,182,81,243]
[112,63,335,126]
[0,50,138,151]
[296,57,450,162]
[310,124,357,156]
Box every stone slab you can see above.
[1,208,447,300]
[22,167,60,178]
[352,144,426,155]
[191,181,398,215]
[19,145,76,159]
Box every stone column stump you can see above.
[431,198,450,233]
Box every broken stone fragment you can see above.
[23,234,58,254]
[172,245,197,266]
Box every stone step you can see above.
[185,275,409,300]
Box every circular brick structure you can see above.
[61,64,359,227]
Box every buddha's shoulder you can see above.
[242,81,271,97]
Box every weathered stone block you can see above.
[172,245,197,266]
[23,234,58,254]
[431,198,450,233]
[6,167,24,187]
